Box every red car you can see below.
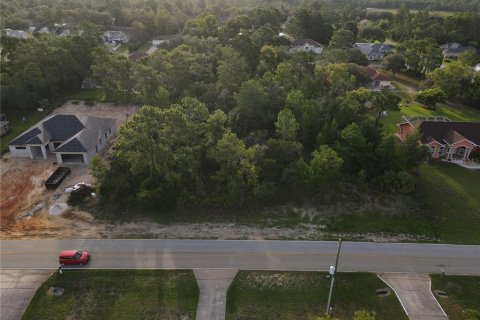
[59,250,90,265]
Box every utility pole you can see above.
[326,238,342,315]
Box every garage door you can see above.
[60,153,85,164]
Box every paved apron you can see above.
[194,269,238,320]
[0,270,51,320]
[378,273,448,320]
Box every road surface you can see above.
[1,240,479,275]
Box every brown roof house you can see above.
[397,116,480,165]
[290,39,324,55]
[364,67,395,90]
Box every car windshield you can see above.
[74,251,82,259]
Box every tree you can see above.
[329,29,355,49]
[415,88,447,109]
[459,48,480,67]
[286,8,333,44]
[427,61,474,101]
[397,39,442,76]
[369,90,401,126]
[275,108,299,141]
[307,145,343,189]
[217,46,249,110]
[207,131,258,206]
[347,49,369,66]
[358,26,385,42]
[381,54,405,76]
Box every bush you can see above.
[375,170,416,194]
[71,100,80,105]
[85,100,95,106]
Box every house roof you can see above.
[364,67,389,81]
[419,121,480,145]
[354,43,393,56]
[440,42,468,54]
[400,116,451,128]
[4,29,28,39]
[55,138,87,152]
[292,39,322,47]
[9,127,41,145]
[43,115,84,141]
[9,114,116,153]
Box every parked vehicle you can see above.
[59,250,90,265]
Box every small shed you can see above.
[81,78,96,90]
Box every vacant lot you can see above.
[23,270,199,320]
[226,271,407,320]
[431,275,480,319]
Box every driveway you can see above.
[0,270,51,320]
[378,273,447,320]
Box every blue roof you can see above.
[9,128,41,145]
[43,115,84,141]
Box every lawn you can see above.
[22,270,199,320]
[431,275,480,319]
[326,162,480,244]
[0,108,48,155]
[226,271,407,320]
[415,162,480,244]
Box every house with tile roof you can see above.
[8,114,116,164]
[396,116,480,162]
[104,31,129,44]
[353,43,393,60]
[290,39,323,54]
[363,67,395,90]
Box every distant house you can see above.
[3,29,28,39]
[81,78,96,90]
[475,63,480,72]
[54,25,71,37]
[104,31,129,44]
[37,27,50,34]
[440,43,471,58]
[291,39,324,55]
[353,43,393,60]
[396,116,480,162]
[364,67,395,90]
[8,114,116,165]
[0,114,9,137]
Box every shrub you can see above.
[68,184,95,205]
[85,100,95,106]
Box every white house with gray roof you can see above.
[8,114,116,164]
[353,43,393,60]
[440,43,471,58]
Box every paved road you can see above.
[379,273,447,320]
[1,240,479,275]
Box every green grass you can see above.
[22,270,199,320]
[0,109,48,155]
[136,42,152,53]
[226,271,407,320]
[326,162,480,244]
[415,162,480,244]
[431,275,480,319]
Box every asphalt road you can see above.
[1,240,479,275]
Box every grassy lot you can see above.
[431,275,480,319]
[326,162,480,244]
[226,271,407,320]
[0,109,48,155]
[23,270,199,320]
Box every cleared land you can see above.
[431,275,480,319]
[22,270,199,320]
[226,271,407,320]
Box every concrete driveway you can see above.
[0,270,51,320]
[378,273,447,320]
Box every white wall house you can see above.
[291,39,324,55]
[8,114,116,165]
